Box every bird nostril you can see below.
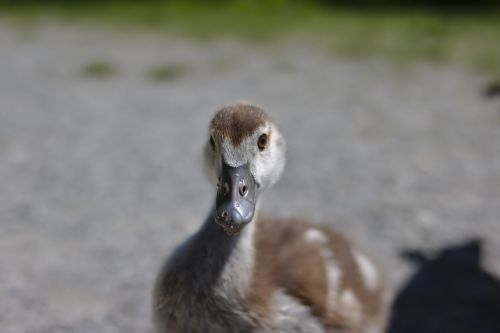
[239,185,248,197]
[221,211,228,218]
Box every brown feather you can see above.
[247,218,388,331]
[210,104,270,146]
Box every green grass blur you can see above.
[1,1,499,76]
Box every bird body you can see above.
[153,104,389,333]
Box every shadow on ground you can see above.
[387,239,500,333]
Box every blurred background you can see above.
[1,1,500,332]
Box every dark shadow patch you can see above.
[387,239,500,333]
[483,81,500,99]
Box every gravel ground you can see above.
[1,22,499,333]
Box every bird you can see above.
[153,103,390,333]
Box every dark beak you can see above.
[214,162,257,235]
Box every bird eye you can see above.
[257,133,268,151]
[209,136,216,151]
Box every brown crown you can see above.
[210,104,270,146]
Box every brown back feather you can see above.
[247,218,387,330]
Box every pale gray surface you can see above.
[1,22,499,333]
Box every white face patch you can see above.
[205,123,286,190]
[303,228,328,244]
[354,250,379,291]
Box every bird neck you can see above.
[162,207,257,299]
[194,209,257,295]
